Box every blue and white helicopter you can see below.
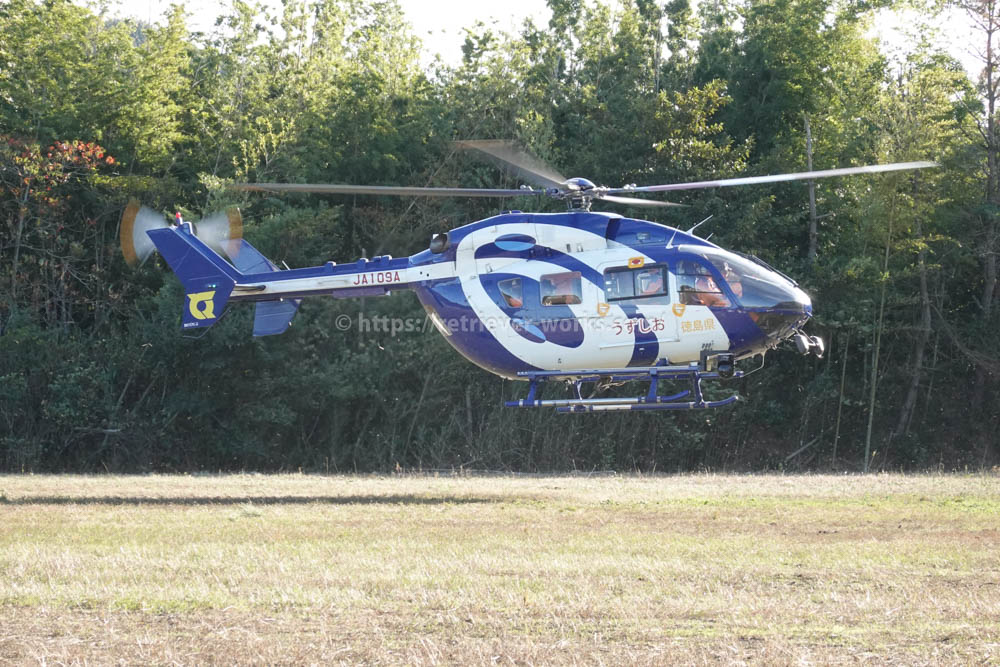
[121,141,934,412]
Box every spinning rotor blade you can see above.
[120,199,169,267]
[601,194,687,208]
[616,161,938,194]
[456,141,688,207]
[233,183,540,198]
[195,207,243,257]
[120,200,244,266]
[455,140,568,189]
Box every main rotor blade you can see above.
[455,140,568,189]
[233,183,542,198]
[601,194,687,208]
[616,161,939,194]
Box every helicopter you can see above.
[120,141,935,412]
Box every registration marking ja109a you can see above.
[353,271,401,286]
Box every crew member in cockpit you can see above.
[722,262,743,299]
[695,274,729,307]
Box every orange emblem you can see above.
[672,303,686,318]
[597,302,610,316]
[627,256,645,268]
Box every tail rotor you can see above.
[193,208,243,258]
[120,199,243,266]
[120,199,168,267]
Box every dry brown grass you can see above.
[0,473,998,665]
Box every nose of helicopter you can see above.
[749,281,813,344]
[793,285,813,317]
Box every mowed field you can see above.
[0,474,998,665]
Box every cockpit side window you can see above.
[541,271,583,306]
[675,258,730,307]
[603,265,670,306]
[703,256,744,300]
[689,247,801,309]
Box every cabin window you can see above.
[675,259,730,307]
[603,265,670,305]
[540,271,582,306]
[497,278,523,309]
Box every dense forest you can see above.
[1,0,997,472]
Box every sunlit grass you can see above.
[0,473,998,663]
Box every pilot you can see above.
[677,262,704,305]
[695,274,729,307]
[722,262,743,298]
[679,280,700,305]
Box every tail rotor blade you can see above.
[120,199,169,267]
[121,200,245,266]
[195,207,244,258]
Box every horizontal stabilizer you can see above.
[253,299,301,336]
[223,240,302,335]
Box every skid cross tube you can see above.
[505,363,741,412]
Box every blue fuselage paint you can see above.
[412,278,541,379]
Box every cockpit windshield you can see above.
[678,246,802,309]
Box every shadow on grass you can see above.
[0,494,504,506]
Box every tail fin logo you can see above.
[188,291,217,320]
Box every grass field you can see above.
[0,473,998,664]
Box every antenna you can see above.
[687,215,713,236]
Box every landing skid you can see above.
[505,362,742,413]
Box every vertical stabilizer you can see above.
[147,227,240,330]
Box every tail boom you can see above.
[228,256,441,302]
[146,225,451,334]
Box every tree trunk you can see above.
[832,330,850,467]
[805,114,818,263]
[893,215,932,438]
[984,220,998,319]
[864,197,895,473]
[10,187,30,307]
